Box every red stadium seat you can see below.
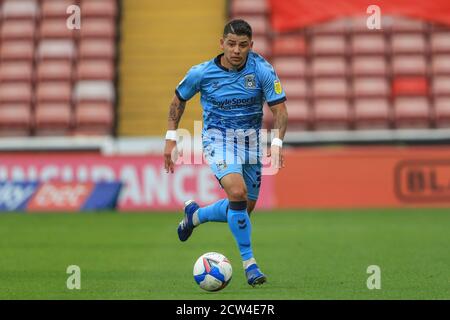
[233,15,268,36]
[310,35,346,56]
[391,17,425,32]
[1,20,35,40]
[36,82,72,103]
[286,99,310,130]
[0,62,33,82]
[36,61,73,82]
[434,97,450,128]
[74,81,115,102]
[432,76,450,95]
[78,39,116,60]
[80,19,117,39]
[312,18,348,35]
[431,32,450,53]
[0,83,32,103]
[394,97,431,128]
[354,98,391,129]
[314,99,350,130]
[74,102,113,135]
[353,77,389,97]
[0,41,35,61]
[272,57,305,78]
[80,0,118,18]
[0,104,32,136]
[2,0,39,20]
[41,0,76,18]
[310,57,347,77]
[231,0,268,16]
[351,35,386,55]
[39,19,77,39]
[34,103,72,136]
[37,40,76,60]
[76,60,115,80]
[272,35,306,56]
[352,56,387,77]
[392,55,427,75]
[392,77,428,96]
[432,55,450,75]
[312,78,348,98]
[282,79,307,99]
[392,34,426,54]
[251,36,271,58]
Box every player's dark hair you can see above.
[223,19,252,39]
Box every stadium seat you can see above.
[310,57,347,77]
[282,79,307,99]
[432,55,450,75]
[74,81,115,102]
[2,0,39,20]
[0,104,32,136]
[392,55,427,75]
[1,20,35,40]
[313,99,350,130]
[41,0,76,18]
[76,60,115,81]
[36,61,73,82]
[392,77,428,96]
[353,77,389,97]
[272,35,306,56]
[251,36,271,58]
[80,19,117,39]
[394,97,431,128]
[37,40,76,61]
[272,57,305,78]
[79,39,116,60]
[286,99,310,130]
[0,82,32,103]
[34,103,72,136]
[311,18,348,35]
[231,0,268,16]
[234,15,268,36]
[74,102,114,135]
[434,97,450,128]
[392,34,426,54]
[39,19,77,39]
[80,0,118,18]
[432,76,450,95]
[391,17,425,32]
[0,62,33,82]
[351,35,386,55]
[310,35,346,56]
[430,32,450,53]
[312,78,348,98]
[352,56,387,76]
[0,41,35,61]
[354,98,391,129]
[36,82,72,103]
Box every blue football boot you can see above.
[177,200,199,242]
[245,264,267,286]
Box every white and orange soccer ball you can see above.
[193,252,232,292]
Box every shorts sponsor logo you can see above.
[394,160,450,202]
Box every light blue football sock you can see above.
[197,198,229,223]
[227,201,253,261]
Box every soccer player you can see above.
[164,19,288,286]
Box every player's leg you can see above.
[220,172,266,286]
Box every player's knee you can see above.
[227,186,247,201]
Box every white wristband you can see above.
[165,130,177,141]
[271,137,283,148]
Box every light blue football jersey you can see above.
[175,52,286,163]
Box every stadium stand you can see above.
[230,0,450,140]
[0,0,118,137]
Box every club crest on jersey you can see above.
[244,74,256,89]
[274,80,282,94]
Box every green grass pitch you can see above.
[0,209,449,300]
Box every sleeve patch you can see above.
[274,80,282,95]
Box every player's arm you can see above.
[268,102,288,169]
[164,94,186,173]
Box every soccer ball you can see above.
[193,252,232,292]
